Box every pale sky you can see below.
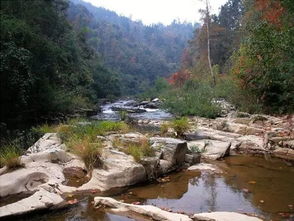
[83,0,228,25]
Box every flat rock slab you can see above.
[94,197,192,221]
[188,140,231,160]
[0,189,64,218]
[94,197,262,221]
[193,212,262,221]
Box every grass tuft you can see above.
[116,138,155,162]
[0,145,23,170]
[171,117,190,137]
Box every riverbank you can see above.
[0,99,293,220]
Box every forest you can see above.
[0,0,196,130]
[0,0,293,133]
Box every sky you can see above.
[83,0,228,25]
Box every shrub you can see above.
[0,145,23,169]
[162,80,221,118]
[171,117,190,137]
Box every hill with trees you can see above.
[68,0,197,94]
[152,0,293,116]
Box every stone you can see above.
[188,140,231,160]
[234,135,265,154]
[273,148,294,161]
[185,153,201,165]
[94,197,192,221]
[140,157,160,180]
[193,212,262,221]
[78,149,146,191]
[63,167,87,179]
[188,163,222,174]
[150,137,188,166]
[0,188,65,218]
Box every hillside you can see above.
[68,0,198,94]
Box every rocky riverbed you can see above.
[0,99,293,220]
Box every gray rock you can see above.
[188,140,231,160]
[150,137,188,165]
[185,153,201,165]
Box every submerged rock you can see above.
[188,163,222,174]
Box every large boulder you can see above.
[78,149,146,191]
[150,137,188,166]
[188,140,231,160]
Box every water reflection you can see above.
[14,156,294,221]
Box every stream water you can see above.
[92,99,173,121]
[15,156,294,221]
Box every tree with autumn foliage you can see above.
[232,0,294,113]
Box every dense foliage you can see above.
[0,0,120,129]
[0,0,195,130]
[157,0,293,115]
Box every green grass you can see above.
[66,136,102,169]
[0,145,23,169]
[171,117,190,137]
[115,138,155,162]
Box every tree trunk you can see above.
[205,0,216,86]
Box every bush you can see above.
[0,145,23,169]
[163,80,221,118]
[171,117,190,137]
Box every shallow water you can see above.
[92,99,173,121]
[12,156,294,221]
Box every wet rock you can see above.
[193,212,262,221]
[94,197,192,221]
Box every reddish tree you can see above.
[167,69,191,87]
[255,0,284,26]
